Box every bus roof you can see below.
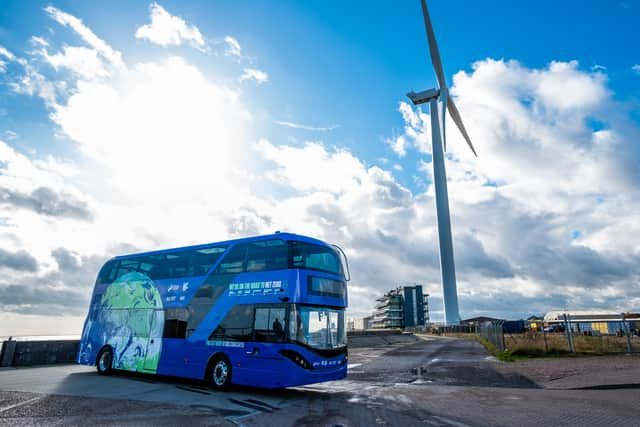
[113,232,332,260]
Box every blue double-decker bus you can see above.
[77,232,349,389]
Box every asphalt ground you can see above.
[1,335,638,426]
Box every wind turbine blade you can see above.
[441,92,447,152]
[447,97,477,157]
[421,0,447,90]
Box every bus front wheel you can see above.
[209,355,232,391]
[96,347,113,375]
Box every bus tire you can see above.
[208,354,232,391]
[96,347,113,375]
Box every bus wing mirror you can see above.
[332,244,351,281]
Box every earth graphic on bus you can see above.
[98,271,164,373]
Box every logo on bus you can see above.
[228,280,287,297]
[206,340,245,348]
[312,359,342,368]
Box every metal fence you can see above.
[445,316,640,356]
[479,321,505,352]
[435,325,478,334]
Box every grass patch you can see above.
[435,331,636,360]
[476,337,523,362]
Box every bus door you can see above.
[244,306,287,376]
[143,309,164,372]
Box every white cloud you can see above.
[534,60,608,111]
[275,121,339,132]
[390,59,640,314]
[240,68,268,85]
[632,64,640,74]
[256,139,368,194]
[1,44,63,105]
[0,45,17,62]
[0,140,93,257]
[386,135,408,157]
[0,45,27,67]
[45,6,125,70]
[0,45,57,105]
[30,36,49,47]
[41,46,109,80]
[0,59,5,73]
[224,36,241,57]
[135,3,205,51]
[52,56,251,205]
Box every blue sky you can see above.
[0,1,639,335]
[3,1,638,189]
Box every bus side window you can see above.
[163,308,188,339]
[97,260,118,284]
[215,244,249,274]
[254,307,286,343]
[115,259,139,279]
[208,304,254,341]
[246,239,287,272]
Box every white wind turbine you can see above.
[406,0,477,326]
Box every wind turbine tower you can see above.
[406,0,478,326]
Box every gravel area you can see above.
[493,354,640,389]
[0,390,234,427]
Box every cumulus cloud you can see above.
[0,44,56,104]
[0,250,107,319]
[633,64,640,74]
[240,68,268,85]
[0,186,92,220]
[45,6,125,70]
[51,56,251,205]
[0,9,258,332]
[135,3,205,50]
[51,247,81,272]
[387,58,640,319]
[256,139,368,194]
[40,46,109,80]
[0,140,92,220]
[0,248,38,272]
[386,134,408,157]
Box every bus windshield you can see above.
[289,305,346,350]
[289,241,343,277]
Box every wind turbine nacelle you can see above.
[407,88,440,105]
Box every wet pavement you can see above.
[1,335,639,426]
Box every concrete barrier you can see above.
[0,340,17,367]
[0,340,79,367]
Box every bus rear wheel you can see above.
[209,355,232,391]
[96,347,113,375]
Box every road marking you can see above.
[245,399,280,411]
[431,415,472,427]
[348,363,363,369]
[176,385,211,395]
[228,398,273,413]
[0,396,42,414]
